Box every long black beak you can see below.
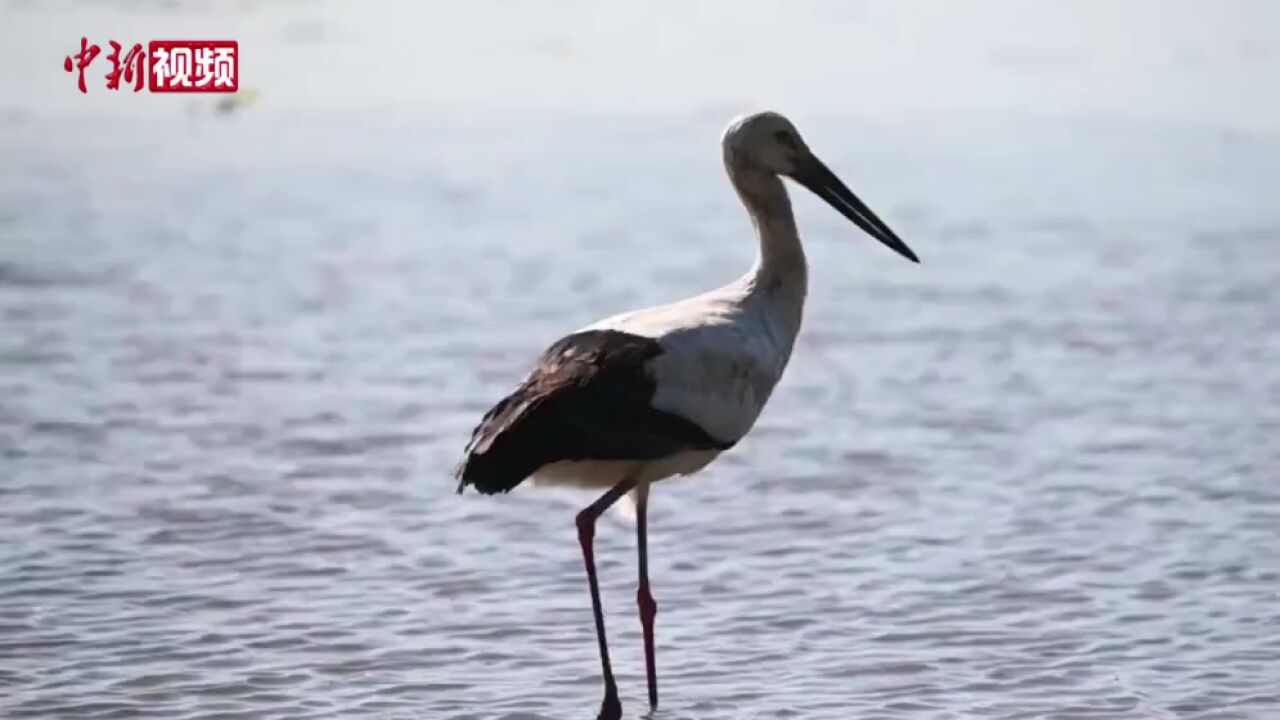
[791,155,919,263]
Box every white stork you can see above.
[455,111,919,719]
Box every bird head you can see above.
[723,111,919,263]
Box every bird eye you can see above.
[774,130,797,149]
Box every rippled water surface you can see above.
[3,3,1280,718]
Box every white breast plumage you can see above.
[584,284,799,443]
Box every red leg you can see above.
[576,475,638,720]
[635,481,659,710]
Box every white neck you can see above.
[726,159,808,327]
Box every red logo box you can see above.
[148,40,238,92]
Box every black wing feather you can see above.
[455,330,732,495]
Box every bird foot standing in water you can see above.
[597,686,622,720]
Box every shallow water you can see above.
[3,3,1280,719]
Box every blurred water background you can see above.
[2,2,1279,718]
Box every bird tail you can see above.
[454,444,533,495]
[454,390,545,495]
